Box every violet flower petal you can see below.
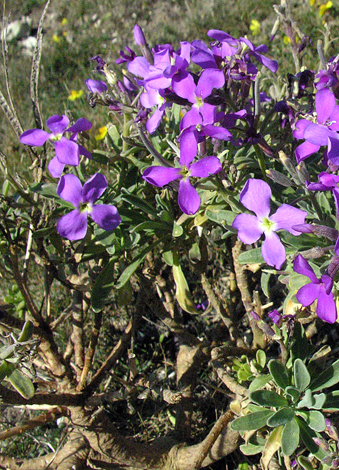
[232,213,263,244]
[179,131,198,165]
[48,156,65,178]
[85,79,107,94]
[54,137,79,166]
[293,254,319,284]
[293,119,311,139]
[270,204,307,235]
[78,144,92,160]
[327,136,339,166]
[82,173,108,203]
[315,88,335,125]
[296,282,320,306]
[316,287,337,323]
[261,231,286,269]
[46,115,69,134]
[239,179,271,218]
[295,141,320,163]
[57,174,83,206]
[67,118,92,133]
[20,129,50,146]
[196,69,225,99]
[304,122,337,146]
[57,210,88,240]
[91,204,121,231]
[146,108,164,134]
[178,177,200,214]
[189,156,222,177]
[143,166,181,187]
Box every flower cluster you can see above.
[19,22,339,325]
[20,116,121,239]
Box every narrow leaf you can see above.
[267,407,295,428]
[250,390,288,407]
[281,418,300,456]
[294,359,310,392]
[309,358,339,392]
[230,410,274,431]
[116,239,162,290]
[261,426,283,470]
[296,411,326,432]
[7,369,35,399]
[268,360,290,389]
[297,417,329,461]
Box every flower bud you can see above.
[266,169,292,187]
[134,24,147,46]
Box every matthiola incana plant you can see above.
[6,6,339,468]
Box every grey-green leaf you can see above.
[309,358,339,392]
[249,374,272,392]
[267,407,295,428]
[297,389,314,409]
[322,390,339,411]
[285,386,301,403]
[7,369,35,399]
[297,417,329,460]
[230,410,274,431]
[294,359,310,392]
[297,410,326,432]
[281,418,300,456]
[238,248,265,265]
[250,390,288,408]
[268,360,290,389]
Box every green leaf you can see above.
[7,369,34,399]
[205,207,236,227]
[230,410,274,431]
[268,360,290,389]
[298,456,314,470]
[120,191,159,218]
[322,390,339,411]
[294,359,310,392]
[285,386,301,403]
[172,251,199,314]
[172,222,184,237]
[297,389,313,408]
[91,257,117,312]
[240,435,266,455]
[296,410,326,432]
[238,248,265,265]
[256,350,266,369]
[261,426,283,470]
[30,182,58,199]
[116,239,163,290]
[17,321,34,342]
[0,360,16,382]
[267,407,295,428]
[131,220,170,234]
[310,393,326,410]
[250,390,288,408]
[261,271,271,297]
[281,418,300,456]
[249,374,272,392]
[309,358,339,392]
[297,417,329,461]
[290,322,310,362]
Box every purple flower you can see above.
[20,115,92,178]
[293,88,339,163]
[56,173,121,240]
[232,179,307,269]
[172,69,224,130]
[293,255,337,323]
[142,133,222,215]
[85,79,107,94]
